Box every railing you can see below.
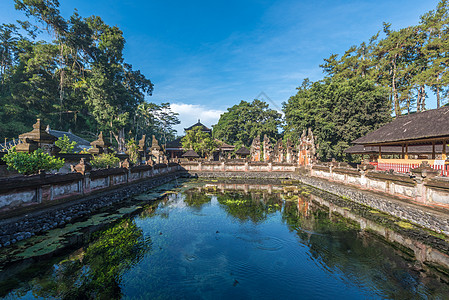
[377,159,449,176]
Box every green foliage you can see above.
[125,138,139,164]
[283,77,391,161]
[213,99,282,147]
[135,102,180,144]
[54,134,77,153]
[1,148,65,175]
[0,0,163,151]
[318,0,449,114]
[19,218,149,299]
[181,126,218,158]
[217,192,281,223]
[90,153,120,169]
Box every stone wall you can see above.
[298,175,449,236]
[310,164,449,209]
[0,163,180,212]
[180,161,297,173]
[0,172,179,247]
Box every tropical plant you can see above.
[2,148,65,175]
[125,138,139,164]
[213,99,282,147]
[55,134,77,153]
[90,153,120,169]
[283,77,391,161]
[181,126,217,158]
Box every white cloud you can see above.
[170,103,224,135]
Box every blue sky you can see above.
[0,0,441,134]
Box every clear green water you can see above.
[2,182,449,299]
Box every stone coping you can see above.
[312,165,330,171]
[333,167,361,176]
[0,173,83,191]
[366,171,415,185]
[425,177,449,190]
[153,163,170,169]
[129,165,153,172]
[89,167,127,179]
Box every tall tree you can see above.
[182,126,217,158]
[213,99,282,147]
[134,102,180,144]
[420,0,449,108]
[283,77,391,161]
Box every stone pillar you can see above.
[411,161,439,204]
[89,132,112,155]
[16,119,59,153]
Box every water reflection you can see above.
[217,191,282,223]
[1,180,449,299]
[3,219,150,299]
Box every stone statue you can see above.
[250,136,261,162]
[263,135,273,162]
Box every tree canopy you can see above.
[0,1,176,152]
[283,77,391,161]
[318,0,449,115]
[181,126,217,158]
[212,99,282,147]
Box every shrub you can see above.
[55,134,77,153]
[2,148,65,175]
[126,138,139,164]
[90,153,120,169]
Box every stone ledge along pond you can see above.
[1,178,449,299]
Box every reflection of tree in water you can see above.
[217,191,282,223]
[184,190,212,209]
[282,197,449,298]
[139,201,161,219]
[26,219,150,299]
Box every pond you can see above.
[1,179,449,299]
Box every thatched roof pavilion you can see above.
[182,150,200,158]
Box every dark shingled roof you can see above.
[235,146,250,156]
[353,106,449,145]
[182,150,200,158]
[345,144,449,154]
[217,140,235,150]
[184,120,211,133]
[49,130,91,152]
[165,137,183,149]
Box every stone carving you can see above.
[71,158,92,175]
[250,136,261,162]
[138,135,146,163]
[138,135,146,151]
[89,132,112,154]
[411,161,439,179]
[263,135,273,162]
[285,138,294,163]
[16,119,59,154]
[297,128,318,166]
[149,135,165,164]
[273,139,284,163]
[121,158,131,169]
